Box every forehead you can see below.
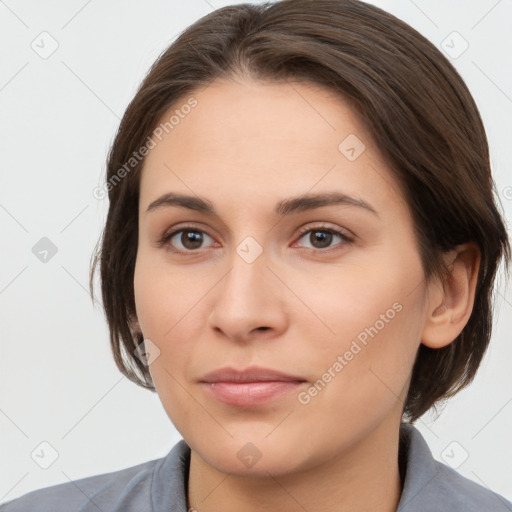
[144,78,368,163]
[139,78,406,218]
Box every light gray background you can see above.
[1,0,511,505]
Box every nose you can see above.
[207,244,288,344]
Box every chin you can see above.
[189,431,310,477]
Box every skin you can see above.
[133,76,480,512]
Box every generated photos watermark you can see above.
[92,97,198,200]
[297,301,403,405]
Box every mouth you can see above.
[199,366,308,407]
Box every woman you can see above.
[2,0,510,510]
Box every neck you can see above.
[187,419,403,512]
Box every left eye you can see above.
[295,227,351,250]
[158,226,351,253]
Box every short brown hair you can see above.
[89,0,510,422]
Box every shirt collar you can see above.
[151,423,438,512]
[395,422,439,511]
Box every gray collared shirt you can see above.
[1,423,510,511]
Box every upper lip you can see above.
[200,366,307,383]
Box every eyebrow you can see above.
[145,191,379,218]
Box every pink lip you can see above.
[200,366,307,407]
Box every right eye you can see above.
[157,226,216,254]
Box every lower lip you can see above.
[202,380,305,407]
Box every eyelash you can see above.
[156,222,354,256]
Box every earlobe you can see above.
[421,243,481,349]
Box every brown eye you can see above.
[305,230,334,249]
[177,230,205,250]
[159,228,215,252]
[295,225,353,251]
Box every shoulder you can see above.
[397,423,512,512]
[0,454,164,512]
[429,460,512,511]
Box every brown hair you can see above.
[89,0,510,422]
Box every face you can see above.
[134,77,429,476]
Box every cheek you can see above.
[295,250,425,404]
[133,253,196,430]
[133,250,209,384]
[133,248,196,339]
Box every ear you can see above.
[421,243,481,349]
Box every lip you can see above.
[200,365,306,383]
[200,366,307,407]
